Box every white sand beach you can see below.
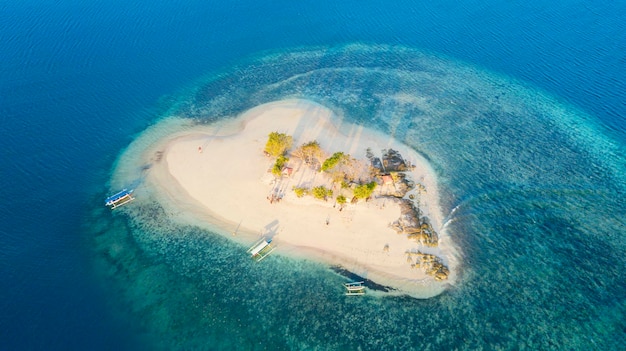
[145,99,457,298]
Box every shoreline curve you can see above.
[116,99,459,298]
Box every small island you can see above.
[145,99,457,298]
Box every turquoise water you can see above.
[1,0,625,349]
[102,45,625,350]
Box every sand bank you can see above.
[145,99,457,298]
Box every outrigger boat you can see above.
[344,281,366,296]
[247,237,276,262]
[105,188,135,209]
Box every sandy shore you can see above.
[145,99,456,298]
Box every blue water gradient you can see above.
[1,0,624,349]
[105,44,625,350]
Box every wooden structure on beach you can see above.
[105,188,135,209]
[247,237,277,262]
[344,281,366,296]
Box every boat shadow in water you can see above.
[330,266,394,292]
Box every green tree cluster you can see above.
[265,132,293,157]
[353,181,377,200]
[272,155,289,176]
[321,152,348,172]
[312,186,333,200]
[336,195,347,204]
[293,140,323,166]
[292,186,309,198]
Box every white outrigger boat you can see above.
[105,188,135,209]
[344,281,366,296]
[247,237,277,262]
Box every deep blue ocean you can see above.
[1,1,624,350]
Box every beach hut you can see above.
[282,166,293,177]
[381,174,393,186]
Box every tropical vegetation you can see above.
[353,181,377,200]
[264,132,293,157]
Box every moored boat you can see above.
[105,188,135,209]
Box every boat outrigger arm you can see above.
[105,188,135,209]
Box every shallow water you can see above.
[2,0,625,349]
[100,45,625,350]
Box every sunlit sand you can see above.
[144,99,457,298]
